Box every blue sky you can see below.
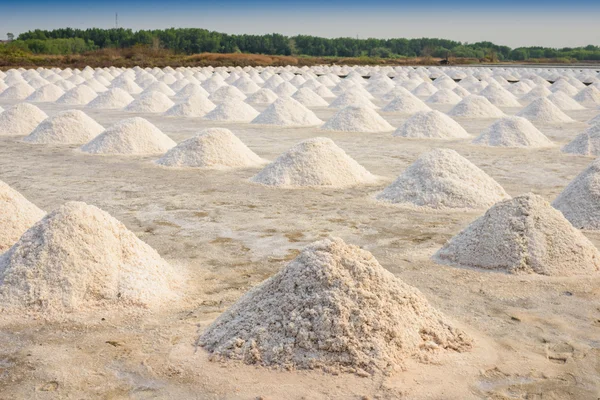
[1,0,599,48]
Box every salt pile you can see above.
[86,88,134,109]
[553,158,600,230]
[328,90,378,109]
[520,85,552,103]
[291,87,329,107]
[273,82,297,97]
[448,95,505,118]
[574,86,600,107]
[516,97,574,124]
[412,82,438,97]
[0,82,36,100]
[393,110,469,139]
[562,124,600,156]
[209,85,247,103]
[156,128,266,169]
[203,99,259,122]
[124,91,175,113]
[144,81,176,96]
[382,91,431,114]
[376,148,508,209]
[0,103,48,136]
[321,106,393,133]
[547,91,585,111]
[23,110,104,145]
[472,116,554,148]
[0,180,45,252]
[164,94,216,117]
[80,117,176,155]
[199,237,472,374]
[251,97,323,127]
[176,83,209,98]
[25,84,65,102]
[56,85,98,105]
[479,85,522,107]
[425,89,462,105]
[588,113,600,126]
[0,201,179,312]
[433,193,600,276]
[245,88,279,105]
[251,137,376,188]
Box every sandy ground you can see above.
[1,92,600,399]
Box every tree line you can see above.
[6,28,600,61]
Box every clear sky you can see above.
[1,0,599,48]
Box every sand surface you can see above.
[1,93,600,399]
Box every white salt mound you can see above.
[393,110,470,139]
[562,124,600,156]
[199,237,472,374]
[321,106,393,133]
[553,158,600,230]
[548,91,585,111]
[209,85,247,103]
[0,103,48,136]
[56,85,98,105]
[448,95,505,118]
[203,100,259,122]
[517,97,574,124]
[164,94,215,117]
[425,89,462,105]
[245,88,279,105]
[23,110,104,145]
[376,148,509,209]
[86,88,134,109]
[0,201,179,312]
[574,86,600,107]
[156,128,266,169]
[80,117,176,155]
[25,84,65,102]
[382,92,431,114]
[124,91,175,113]
[479,85,522,107]
[251,97,323,127]
[328,91,378,109]
[0,180,45,252]
[251,137,376,188]
[472,116,554,148]
[434,193,600,276]
[0,83,35,100]
[291,87,329,107]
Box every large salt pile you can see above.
[23,110,104,145]
[209,85,247,103]
[447,95,505,118]
[553,159,600,230]
[328,90,378,109]
[547,91,586,111]
[0,82,36,100]
[472,116,554,148]
[479,85,522,107]
[0,201,179,312]
[376,149,509,209]
[56,85,98,105]
[86,88,134,109]
[156,128,266,169]
[433,193,600,276]
[425,89,462,105]
[176,83,209,98]
[124,91,175,113]
[321,106,393,133]
[144,81,176,97]
[25,84,65,102]
[199,237,472,374]
[574,86,600,107]
[393,110,469,139]
[251,97,323,127]
[0,103,48,136]
[382,91,431,114]
[291,87,329,107]
[412,82,438,97]
[516,97,574,124]
[204,99,259,122]
[164,94,216,117]
[520,85,552,103]
[251,137,376,188]
[562,124,600,156]
[0,180,45,252]
[80,117,176,155]
[245,88,279,105]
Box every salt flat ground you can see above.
[0,95,599,399]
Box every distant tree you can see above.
[7,33,14,41]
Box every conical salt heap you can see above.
[448,95,505,118]
[124,91,175,113]
[574,86,600,107]
[425,89,462,105]
[0,82,36,100]
[562,124,600,156]
[0,103,48,136]
[199,237,472,375]
[164,94,216,117]
[23,109,104,145]
[291,87,329,107]
[251,97,323,127]
[0,201,179,312]
[479,85,521,107]
[56,85,98,105]
[434,193,600,276]
[393,110,470,140]
[80,117,176,155]
[245,88,279,105]
[156,128,266,169]
[516,97,574,124]
[0,180,45,252]
[209,85,247,103]
[547,91,585,111]
[382,90,431,114]
[472,116,554,148]
[376,149,509,210]
[25,84,65,102]
[553,159,600,230]
[328,90,378,109]
[321,106,393,133]
[86,88,134,109]
[251,137,376,188]
[203,99,259,122]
